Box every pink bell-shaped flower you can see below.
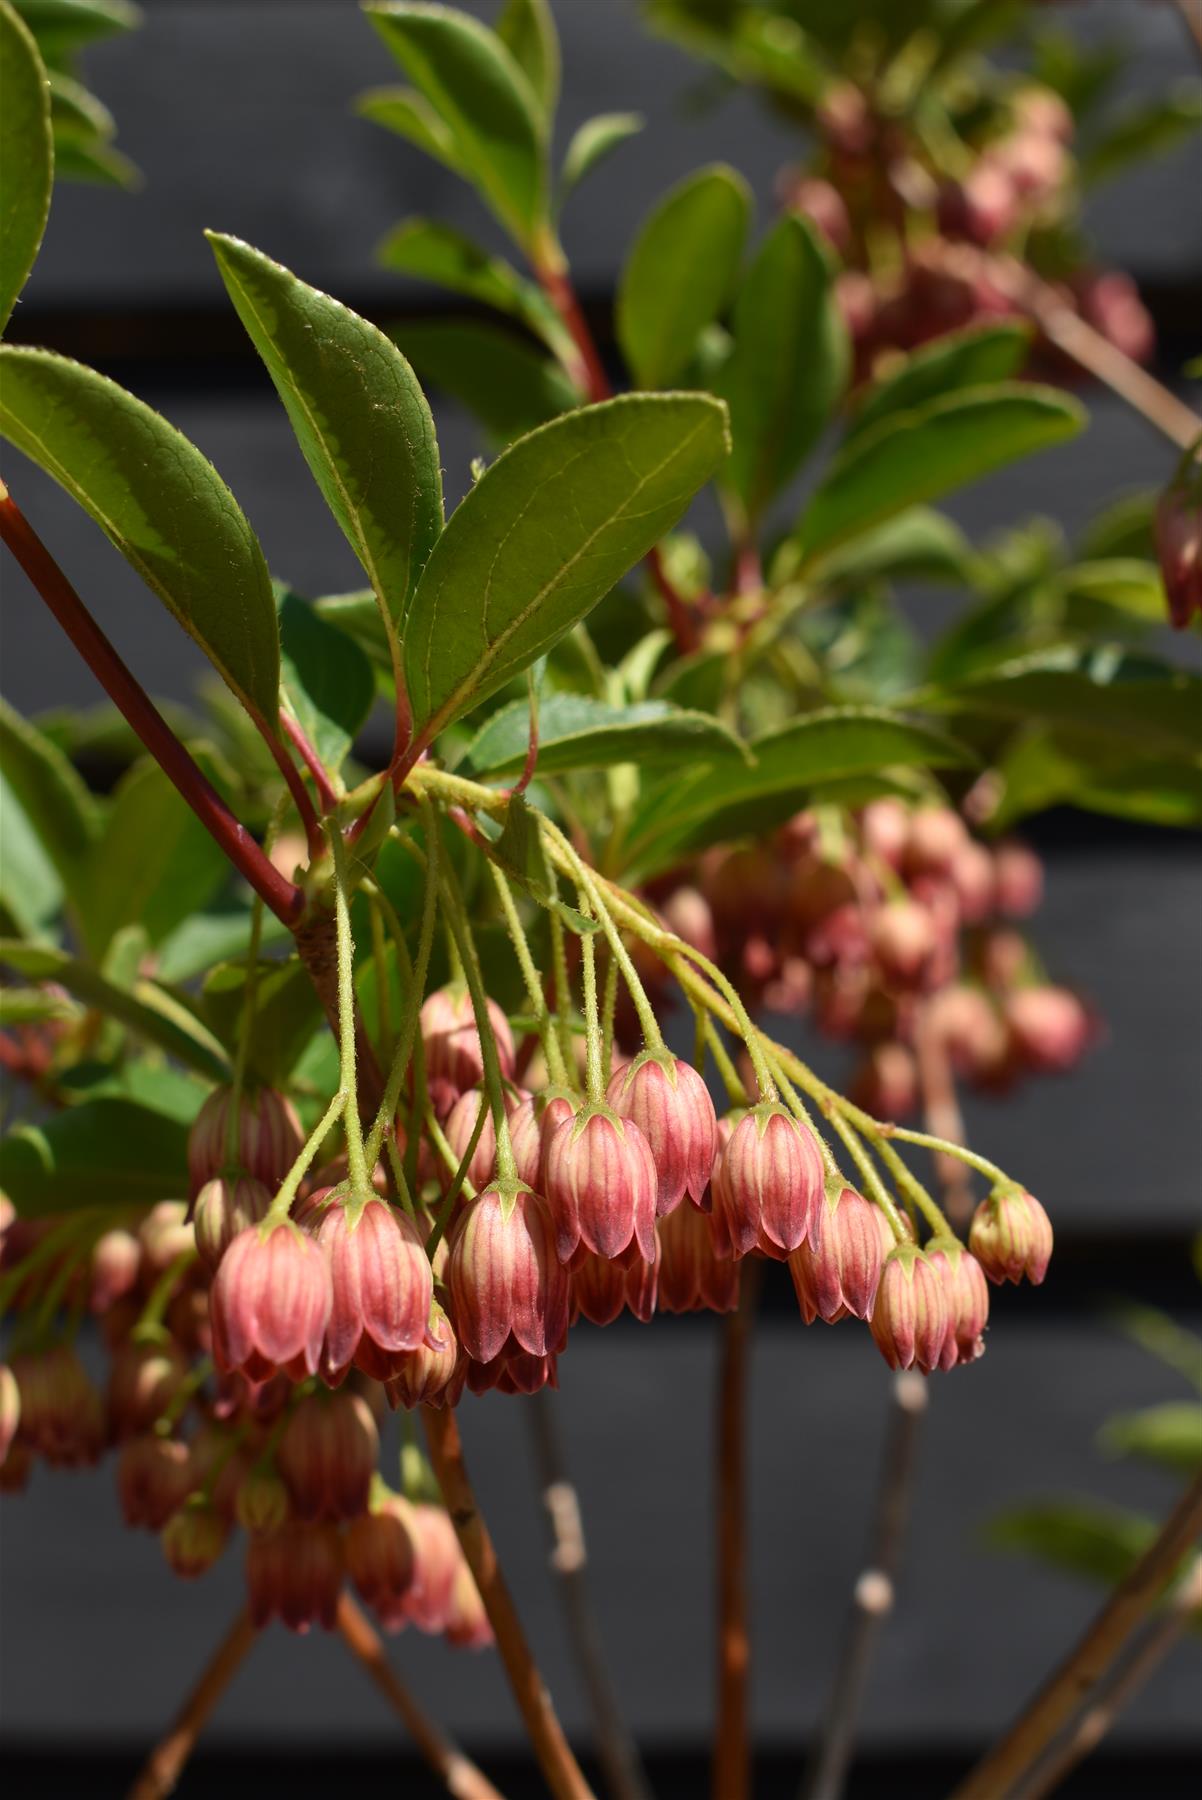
[712,1103,824,1259]
[314,1196,433,1381]
[788,1186,888,1324]
[277,1389,378,1522]
[969,1188,1053,1286]
[210,1223,332,1383]
[447,1184,569,1365]
[869,1245,950,1375]
[543,1105,658,1264]
[605,1052,718,1215]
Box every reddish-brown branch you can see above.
[714,1261,759,1800]
[126,1609,257,1800]
[647,544,702,653]
[337,1593,508,1800]
[0,489,303,925]
[422,1406,597,1800]
[262,722,322,856]
[281,709,339,812]
[952,1471,1202,1800]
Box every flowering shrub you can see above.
[0,2,1199,1794]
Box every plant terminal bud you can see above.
[969,1188,1053,1285]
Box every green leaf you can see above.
[800,385,1086,564]
[1099,1403,1202,1474]
[617,164,751,389]
[12,1,139,50]
[487,789,597,935]
[495,0,558,117]
[0,768,62,937]
[154,906,291,986]
[356,83,466,172]
[990,730,1202,833]
[208,234,443,631]
[0,695,99,910]
[0,939,230,1078]
[1111,1301,1202,1394]
[366,2,548,247]
[0,984,75,1024]
[720,214,847,519]
[1082,87,1202,187]
[278,589,375,774]
[847,323,1032,441]
[50,129,136,187]
[0,0,54,336]
[625,707,976,873]
[805,507,976,590]
[391,317,577,442]
[46,65,113,140]
[463,692,749,779]
[0,347,281,726]
[312,588,394,672]
[404,393,731,743]
[559,111,644,208]
[201,956,324,1085]
[57,1059,207,1125]
[0,1097,189,1216]
[81,758,228,955]
[1054,558,1174,629]
[986,1500,1156,1590]
[375,216,562,347]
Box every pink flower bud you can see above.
[927,1239,990,1368]
[929,984,1009,1081]
[1005,986,1090,1073]
[993,840,1044,917]
[1076,269,1153,364]
[445,1560,493,1649]
[443,1087,500,1192]
[903,805,968,877]
[235,1467,291,1537]
[508,1089,578,1190]
[277,1389,378,1521]
[712,1104,824,1259]
[138,1201,194,1276]
[789,1187,887,1324]
[969,1188,1053,1285]
[869,1245,950,1374]
[347,1494,416,1626]
[315,1197,433,1382]
[187,1083,303,1199]
[657,1201,739,1315]
[107,1340,189,1441]
[1011,85,1074,145]
[571,1244,658,1327]
[949,839,997,925]
[402,1503,460,1634]
[543,1106,658,1263]
[779,172,852,254]
[193,1174,272,1275]
[661,886,717,961]
[1156,449,1202,630]
[849,1042,919,1122]
[117,1434,193,1529]
[606,1053,719,1215]
[86,1229,141,1313]
[420,988,515,1118]
[0,1363,19,1464]
[384,1300,465,1411]
[161,1500,229,1579]
[936,164,1018,247]
[246,1520,344,1633]
[210,1223,332,1383]
[11,1344,104,1466]
[860,798,910,869]
[447,1186,569,1364]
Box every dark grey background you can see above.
[1,0,1201,1782]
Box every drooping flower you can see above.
[869,1245,950,1374]
[187,1083,303,1199]
[276,1389,379,1522]
[314,1196,433,1382]
[193,1174,272,1275]
[605,1052,719,1215]
[209,1223,332,1383]
[927,1239,990,1368]
[969,1188,1053,1286]
[789,1186,889,1325]
[711,1104,824,1259]
[246,1521,344,1633]
[543,1105,658,1264]
[447,1185,569,1364]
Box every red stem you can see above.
[264,722,323,856]
[280,709,339,812]
[0,488,304,925]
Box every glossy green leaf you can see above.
[278,590,375,774]
[81,758,228,955]
[848,323,1032,441]
[807,507,976,590]
[0,1097,190,1216]
[154,906,290,986]
[625,707,975,872]
[202,956,324,1085]
[367,3,548,246]
[12,1,139,49]
[0,347,281,725]
[990,729,1202,833]
[56,1060,207,1125]
[313,589,393,672]
[1100,1403,1202,1474]
[0,695,99,911]
[1055,558,1174,628]
[463,692,749,779]
[800,385,1085,563]
[496,0,558,117]
[0,1,53,336]
[617,164,751,389]
[51,129,136,187]
[404,394,730,743]
[376,216,562,347]
[208,234,443,630]
[0,984,74,1024]
[986,1501,1156,1590]
[0,767,62,937]
[392,317,577,442]
[720,214,847,519]
[356,84,466,171]
[559,111,643,207]
[0,939,230,1077]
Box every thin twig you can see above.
[336,1592,508,1800]
[798,1373,928,1800]
[422,1405,598,1800]
[952,1471,1202,1800]
[125,1609,257,1800]
[1015,1553,1202,1800]
[714,1261,760,1800]
[281,709,339,811]
[527,1391,654,1800]
[0,488,303,924]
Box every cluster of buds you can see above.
[779,77,1153,382]
[652,799,1091,1124]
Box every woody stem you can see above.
[125,1609,258,1800]
[713,1260,759,1800]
